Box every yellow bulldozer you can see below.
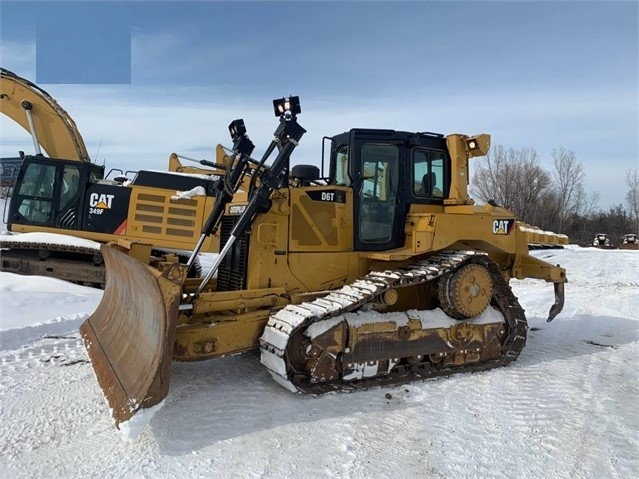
[80,96,568,430]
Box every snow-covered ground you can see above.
[0,199,637,478]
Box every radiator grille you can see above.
[131,191,200,241]
[217,215,249,291]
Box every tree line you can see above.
[471,145,639,246]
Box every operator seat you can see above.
[417,172,442,197]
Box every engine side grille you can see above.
[130,192,199,242]
[217,215,249,291]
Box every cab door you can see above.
[351,135,407,251]
[9,157,84,229]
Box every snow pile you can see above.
[0,231,100,250]
[171,186,206,200]
[118,401,166,442]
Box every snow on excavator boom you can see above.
[81,96,568,432]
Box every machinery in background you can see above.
[0,67,233,285]
[619,233,638,250]
[520,224,568,250]
[592,233,614,249]
[0,157,23,192]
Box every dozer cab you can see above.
[81,96,567,430]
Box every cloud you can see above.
[0,41,36,79]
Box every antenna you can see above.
[94,138,103,163]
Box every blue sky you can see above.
[0,0,637,210]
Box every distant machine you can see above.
[619,233,638,250]
[592,233,613,249]
[0,156,23,189]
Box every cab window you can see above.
[16,162,56,223]
[333,146,350,186]
[413,149,444,198]
[60,165,80,210]
[359,143,398,243]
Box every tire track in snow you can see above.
[0,335,86,369]
[414,366,563,479]
[547,346,639,479]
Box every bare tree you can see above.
[551,147,585,233]
[626,168,639,233]
[472,145,516,210]
[569,187,600,244]
[511,148,551,225]
[472,145,550,224]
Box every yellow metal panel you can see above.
[288,187,353,252]
[122,184,218,252]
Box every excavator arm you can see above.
[0,67,90,161]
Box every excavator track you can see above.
[260,250,527,394]
[0,237,105,286]
[0,237,201,287]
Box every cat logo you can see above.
[89,193,114,209]
[492,219,514,235]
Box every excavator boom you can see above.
[0,67,90,161]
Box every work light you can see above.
[228,119,246,141]
[272,96,301,118]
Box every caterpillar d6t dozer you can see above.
[81,97,567,430]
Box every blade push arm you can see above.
[194,98,306,296]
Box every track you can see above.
[260,250,527,393]
[0,238,106,287]
[0,236,202,287]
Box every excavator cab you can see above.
[7,152,222,238]
[8,156,104,229]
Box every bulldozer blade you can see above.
[80,245,186,428]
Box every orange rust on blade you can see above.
[80,244,184,428]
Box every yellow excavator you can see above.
[0,67,234,285]
[80,96,568,430]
